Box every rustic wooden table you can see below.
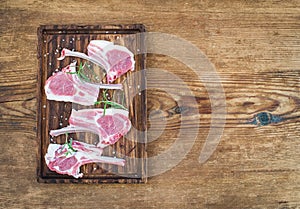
[0,0,299,208]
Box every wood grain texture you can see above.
[0,0,299,208]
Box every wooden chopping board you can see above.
[36,24,147,183]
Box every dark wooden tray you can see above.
[36,24,147,183]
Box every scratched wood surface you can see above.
[0,0,299,208]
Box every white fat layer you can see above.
[71,108,128,117]
[89,40,113,49]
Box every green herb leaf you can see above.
[94,89,127,116]
[94,101,127,110]
[63,134,77,156]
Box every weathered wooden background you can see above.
[0,0,299,208]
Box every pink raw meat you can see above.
[50,108,131,148]
[44,62,122,106]
[58,40,135,83]
[45,140,125,178]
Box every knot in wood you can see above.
[257,112,271,126]
[250,112,284,126]
[174,106,188,114]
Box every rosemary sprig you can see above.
[94,101,127,110]
[94,90,127,116]
[67,138,77,153]
[63,133,77,156]
[77,62,90,82]
[65,62,91,82]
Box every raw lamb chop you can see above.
[50,108,131,148]
[44,62,122,106]
[58,40,135,83]
[88,40,135,83]
[45,140,125,178]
